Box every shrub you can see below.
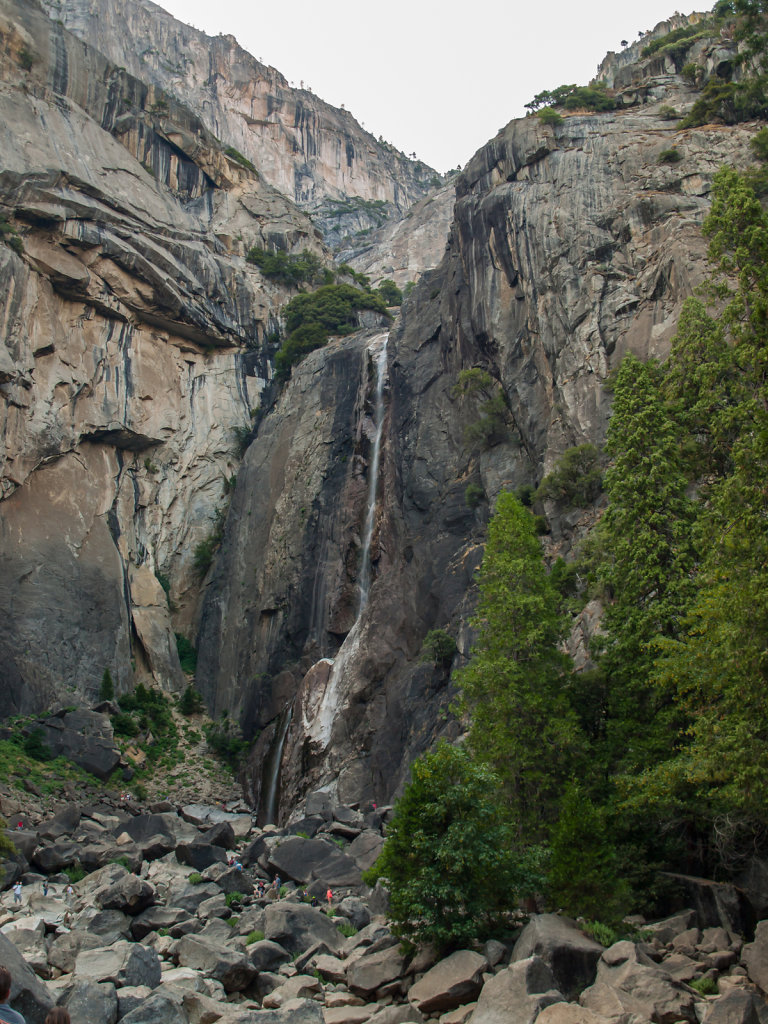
[690,977,718,995]
[658,104,679,120]
[581,920,620,947]
[376,279,403,305]
[188,872,204,884]
[336,920,357,937]
[246,930,265,944]
[204,718,248,768]
[659,148,683,163]
[681,62,699,84]
[178,682,203,713]
[100,668,115,702]
[17,47,34,71]
[363,742,546,952]
[65,864,85,883]
[224,146,256,172]
[22,728,53,762]
[111,712,138,737]
[534,444,603,508]
[420,629,457,668]
[464,482,485,508]
[537,107,563,126]
[246,246,322,286]
[226,891,244,906]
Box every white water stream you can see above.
[304,332,389,749]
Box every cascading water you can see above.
[260,703,293,824]
[304,332,389,748]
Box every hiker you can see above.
[11,883,21,906]
[274,874,281,896]
[326,887,333,907]
[0,965,27,1024]
[42,880,49,897]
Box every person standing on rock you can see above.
[0,966,27,1024]
[42,880,49,897]
[274,875,281,897]
[11,883,21,906]
[326,887,333,908]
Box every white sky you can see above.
[157,0,703,173]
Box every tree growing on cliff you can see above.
[363,742,545,952]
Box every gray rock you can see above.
[30,842,81,873]
[338,897,370,932]
[175,842,228,872]
[176,934,257,992]
[60,977,118,1024]
[130,906,194,940]
[37,804,82,839]
[512,915,603,1000]
[74,941,162,989]
[741,919,768,993]
[471,956,564,1024]
[347,833,385,873]
[408,949,488,1013]
[347,945,407,998]
[264,903,345,955]
[48,930,104,973]
[98,874,156,915]
[702,988,762,1024]
[116,985,154,1019]
[267,837,362,887]
[0,932,54,1024]
[248,940,293,973]
[119,991,188,1024]
[201,821,236,850]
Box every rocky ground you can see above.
[0,792,767,1024]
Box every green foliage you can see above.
[526,81,615,114]
[537,107,563,126]
[204,717,248,768]
[658,104,679,120]
[224,146,256,172]
[65,864,85,883]
[188,872,204,884]
[17,47,34,71]
[176,636,198,676]
[336,920,357,937]
[464,482,485,508]
[420,629,457,668]
[534,444,603,508]
[455,493,583,837]
[178,682,203,714]
[116,684,178,763]
[452,372,510,450]
[581,920,621,947]
[0,216,23,254]
[275,284,390,378]
[690,977,719,995]
[232,425,252,457]
[100,668,115,702]
[193,506,227,578]
[111,856,132,870]
[246,247,323,286]
[225,891,244,906]
[451,368,494,398]
[641,22,713,62]
[546,785,631,924]
[144,457,158,473]
[22,728,53,762]
[363,742,546,952]
[376,278,403,305]
[246,930,265,944]
[0,817,16,860]
[659,148,683,164]
[681,62,700,84]
[112,712,139,738]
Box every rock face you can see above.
[0,0,319,711]
[39,0,438,240]
[196,31,759,816]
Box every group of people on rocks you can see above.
[0,966,68,1024]
[249,876,334,909]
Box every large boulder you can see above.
[97,873,156,915]
[537,1006,615,1024]
[579,942,701,1024]
[40,710,121,779]
[48,930,104,973]
[30,842,81,873]
[201,821,236,850]
[346,946,408,998]
[267,837,362,887]
[408,949,488,1013]
[130,906,195,940]
[512,916,605,1000]
[248,940,293,973]
[0,932,55,1024]
[175,841,228,871]
[702,989,763,1024]
[264,903,345,955]
[661,876,755,940]
[37,804,82,840]
[176,934,257,992]
[74,941,162,989]
[119,991,188,1024]
[742,919,768,993]
[60,977,118,1024]
[471,956,564,1024]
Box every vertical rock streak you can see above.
[304,332,389,751]
[260,703,293,825]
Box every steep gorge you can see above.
[0,0,763,822]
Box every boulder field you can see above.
[1,795,767,1024]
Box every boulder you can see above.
[48,930,104,973]
[580,942,700,1024]
[267,837,362,887]
[741,919,768,993]
[661,876,755,940]
[176,934,257,992]
[262,975,322,1008]
[512,916,604,1001]
[346,833,385,873]
[201,821,236,850]
[130,906,194,940]
[323,1007,378,1024]
[536,1005,615,1024]
[176,842,228,871]
[119,991,188,1024]
[338,897,371,932]
[702,988,762,1024]
[30,842,80,873]
[314,954,348,984]
[60,977,118,1024]
[471,956,564,1024]
[306,793,334,821]
[0,931,55,1024]
[408,949,488,1013]
[115,985,154,1019]
[368,1007,424,1024]
[40,710,121,779]
[74,941,162,989]
[698,927,734,954]
[644,911,698,945]
[657,953,701,983]
[248,940,293,973]
[76,908,132,943]
[242,1000,325,1024]
[37,804,82,839]
[98,873,156,915]
[347,945,408,998]
[264,903,345,955]
[172,882,222,913]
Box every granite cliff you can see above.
[0,0,762,820]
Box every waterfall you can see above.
[304,332,389,749]
[358,333,388,614]
[260,703,292,825]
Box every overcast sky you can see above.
[157,0,703,173]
